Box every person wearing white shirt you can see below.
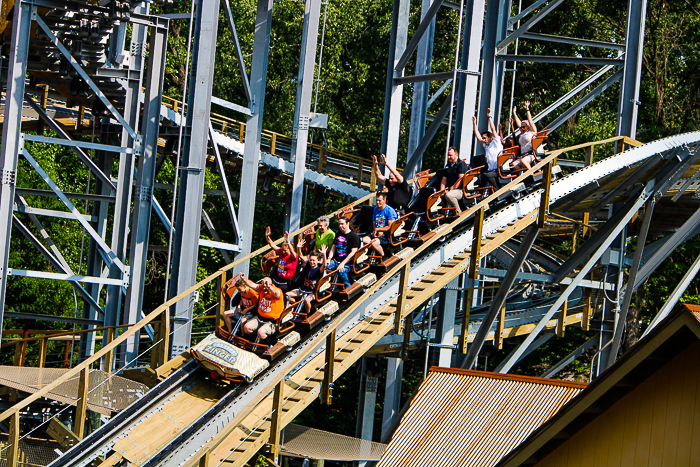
[473,108,503,189]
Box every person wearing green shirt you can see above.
[314,216,335,250]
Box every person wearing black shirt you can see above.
[327,217,360,288]
[440,146,469,215]
[372,154,411,215]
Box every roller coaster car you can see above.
[459,166,493,210]
[317,260,378,301]
[300,226,317,254]
[191,334,269,383]
[401,171,446,246]
[356,213,414,273]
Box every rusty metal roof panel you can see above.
[377,368,586,467]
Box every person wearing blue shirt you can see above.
[364,191,398,258]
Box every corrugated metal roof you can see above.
[281,423,387,461]
[377,368,586,467]
[683,302,700,322]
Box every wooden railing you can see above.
[161,95,381,189]
[0,135,638,465]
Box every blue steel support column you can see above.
[124,19,169,365]
[492,0,512,127]
[432,277,458,366]
[0,1,31,332]
[475,0,503,155]
[380,357,404,441]
[168,0,220,357]
[355,357,379,467]
[405,0,435,180]
[234,0,274,276]
[104,7,150,343]
[617,0,647,140]
[380,0,410,169]
[288,0,322,232]
[453,0,486,161]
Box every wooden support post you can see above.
[74,367,89,440]
[151,322,161,369]
[584,145,594,166]
[217,272,226,330]
[38,337,48,368]
[538,162,553,229]
[395,262,411,335]
[77,106,85,130]
[239,123,245,142]
[571,222,578,254]
[401,315,411,360]
[198,451,210,467]
[370,167,377,192]
[40,85,49,109]
[269,380,284,463]
[13,342,22,367]
[7,412,20,467]
[318,147,327,173]
[321,329,335,405]
[495,302,506,349]
[173,100,179,112]
[581,289,591,331]
[271,133,277,155]
[104,327,115,375]
[221,122,228,133]
[159,310,170,366]
[558,285,568,337]
[357,160,364,187]
[459,207,485,354]
[582,211,590,238]
[63,341,70,368]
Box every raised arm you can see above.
[319,244,328,274]
[296,238,309,264]
[265,226,280,252]
[371,154,387,185]
[524,100,537,133]
[488,110,498,137]
[240,273,258,290]
[283,231,297,261]
[472,115,485,144]
[512,105,522,129]
[381,154,404,184]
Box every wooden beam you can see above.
[495,302,506,350]
[7,412,19,467]
[198,451,210,467]
[321,330,336,405]
[47,418,79,450]
[74,367,89,440]
[470,207,485,276]
[269,381,284,462]
[581,289,591,332]
[558,284,568,337]
[159,310,170,368]
[104,327,115,376]
[538,162,553,229]
[217,271,226,330]
[38,337,47,368]
[395,262,411,335]
[401,315,411,360]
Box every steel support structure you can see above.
[123,19,169,365]
[380,357,404,441]
[0,0,32,335]
[234,0,274,275]
[405,0,436,180]
[288,0,322,232]
[462,223,539,369]
[168,0,220,357]
[432,277,458,366]
[355,357,379,467]
[617,0,647,140]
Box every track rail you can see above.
[49,131,700,467]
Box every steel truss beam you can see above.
[288,0,322,232]
[222,0,252,104]
[494,332,554,373]
[462,223,539,370]
[496,0,565,52]
[606,196,655,368]
[123,18,169,365]
[169,0,220,357]
[499,178,659,374]
[234,0,274,275]
[540,336,597,378]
